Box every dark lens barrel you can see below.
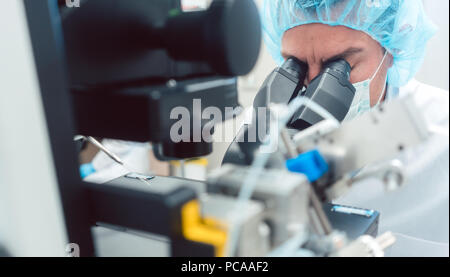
[281,57,308,81]
[323,59,352,80]
[165,0,262,76]
[288,58,355,130]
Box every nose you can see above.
[304,63,322,86]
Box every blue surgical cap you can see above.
[262,0,437,87]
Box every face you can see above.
[282,23,394,106]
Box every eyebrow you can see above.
[323,47,364,65]
[282,47,364,65]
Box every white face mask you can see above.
[343,51,388,122]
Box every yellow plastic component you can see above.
[181,200,227,257]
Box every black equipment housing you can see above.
[23,0,261,256]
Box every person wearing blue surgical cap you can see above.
[262,0,449,257]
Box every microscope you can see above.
[2,0,430,257]
[223,57,356,165]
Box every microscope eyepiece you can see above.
[288,58,356,130]
[281,57,308,82]
[323,59,352,79]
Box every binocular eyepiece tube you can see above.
[285,57,355,130]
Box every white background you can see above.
[416,0,449,91]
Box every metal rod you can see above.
[310,189,333,235]
[280,128,298,159]
[280,127,333,235]
[85,136,125,165]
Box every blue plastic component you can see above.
[286,149,328,182]
[80,163,96,179]
[331,205,375,218]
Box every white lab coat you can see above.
[335,79,449,257]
